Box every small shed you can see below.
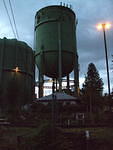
[34,92,79,106]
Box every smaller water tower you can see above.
[0,38,35,112]
[35,5,79,97]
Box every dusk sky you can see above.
[0,0,113,95]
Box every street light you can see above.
[96,22,111,96]
[97,23,111,30]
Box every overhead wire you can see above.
[2,0,16,38]
[8,0,19,39]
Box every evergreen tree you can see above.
[81,63,104,122]
[82,63,104,96]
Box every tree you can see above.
[82,63,103,96]
[81,63,104,123]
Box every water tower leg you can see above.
[52,78,55,94]
[55,78,58,91]
[74,53,79,96]
[58,22,62,92]
[67,74,70,90]
[38,71,44,98]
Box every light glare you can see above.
[97,23,111,30]
[13,67,19,72]
[105,23,111,29]
[97,24,103,30]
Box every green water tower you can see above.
[35,5,79,97]
[0,38,35,112]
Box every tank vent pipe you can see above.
[70,4,72,9]
[66,4,68,7]
[60,2,62,6]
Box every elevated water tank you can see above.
[35,5,77,78]
[0,38,35,111]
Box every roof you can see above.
[36,5,75,17]
[36,92,77,101]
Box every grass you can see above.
[62,127,113,141]
[1,125,113,150]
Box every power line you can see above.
[2,0,16,38]
[9,0,19,39]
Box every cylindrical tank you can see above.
[35,5,77,78]
[0,38,35,111]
